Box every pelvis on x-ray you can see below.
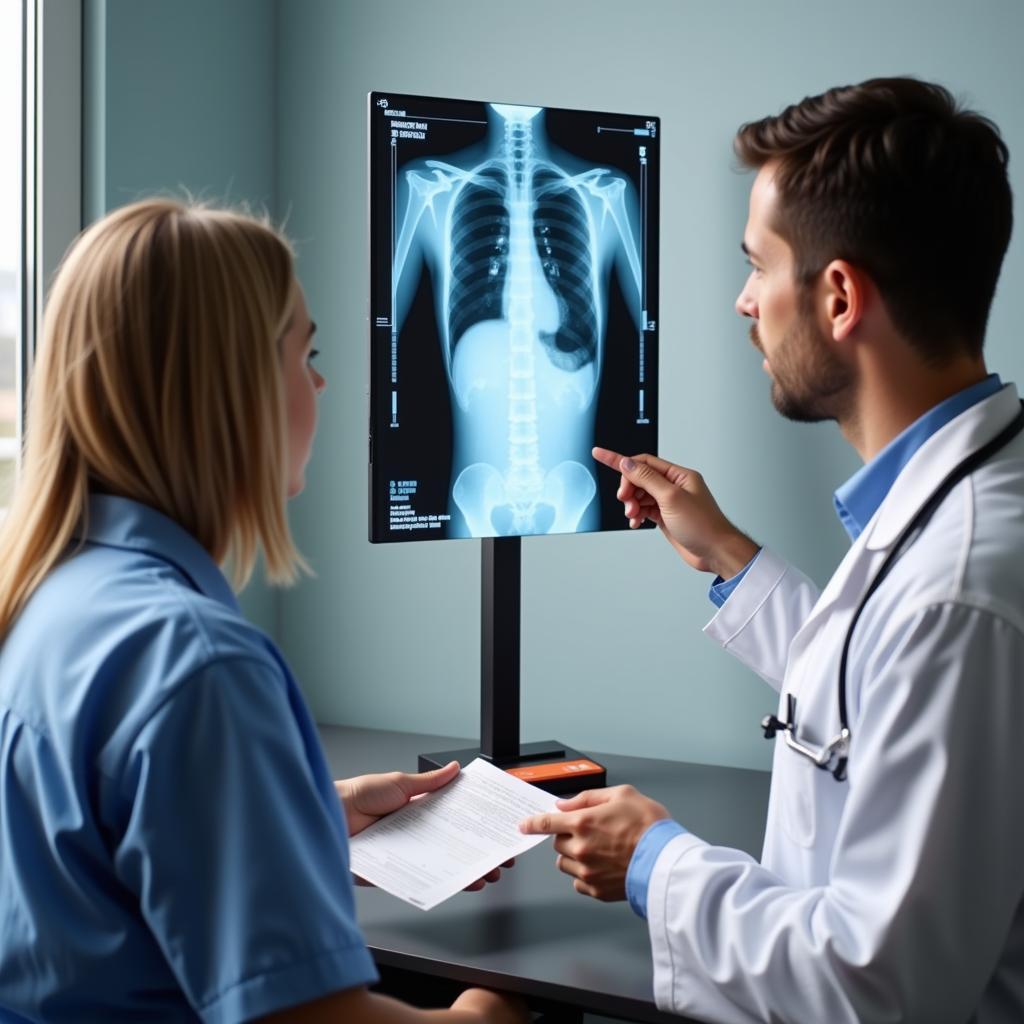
[390,103,644,537]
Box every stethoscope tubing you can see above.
[764,400,1024,782]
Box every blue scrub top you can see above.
[0,495,378,1022]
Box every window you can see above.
[0,1,21,507]
[0,2,81,510]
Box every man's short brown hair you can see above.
[735,77,1013,362]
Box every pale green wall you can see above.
[82,0,281,634]
[275,0,1024,771]
[86,0,1024,770]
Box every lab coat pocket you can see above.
[777,742,819,848]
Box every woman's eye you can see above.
[307,348,320,363]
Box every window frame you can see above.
[7,0,82,504]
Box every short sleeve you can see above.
[110,657,378,1023]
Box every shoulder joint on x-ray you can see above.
[407,167,455,196]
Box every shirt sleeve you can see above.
[626,819,688,918]
[646,601,1024,1023]
[111,657,378,1024]
[708,549,761,608]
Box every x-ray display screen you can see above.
[369,91,659,542]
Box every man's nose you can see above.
[735,284,758,319]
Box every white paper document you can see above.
[348,758,560,910]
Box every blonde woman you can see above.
[0,200,524,1024]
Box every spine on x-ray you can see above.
[450,109,598,536]
[503,119,543,500]
[505,195,542,500]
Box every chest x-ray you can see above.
[369,92,659,542]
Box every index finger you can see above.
[594,447,683,484]
[593,446,637,503]
[592,446,627,471]
[628,451,683,479]
[519,810,582,837]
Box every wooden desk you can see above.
[318,725,770,1023]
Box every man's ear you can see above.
[820,259,869,342]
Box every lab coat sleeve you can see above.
[703,546,820,689]
[647,600,1024,1023]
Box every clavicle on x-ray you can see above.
[369,93,659,542]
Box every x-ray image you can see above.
[369,92,659,542]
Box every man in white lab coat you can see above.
[521,77,1024,1022]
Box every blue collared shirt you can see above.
[0,495,377,1022]
[833,373,1003,540]
[629,374,1005,920]
[709,550,760,607]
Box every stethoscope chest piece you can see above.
[763,693,850,781]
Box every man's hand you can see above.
[518,785,670,902]
[592,446,758,578]
[335,763,512,890]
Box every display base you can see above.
[418,740,607,796]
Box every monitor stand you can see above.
[419,536,608,796]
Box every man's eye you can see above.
[308,348,321,362]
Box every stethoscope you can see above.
[762,401,1024,783]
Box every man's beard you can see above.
[750,316,852,424]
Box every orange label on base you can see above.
[505,759,604,783]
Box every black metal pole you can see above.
[480,536,520,761]
[419,534,603,792]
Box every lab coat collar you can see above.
[862,383,1021,552]
[781,382,1022,665]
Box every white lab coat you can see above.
[647,384,1024,1023]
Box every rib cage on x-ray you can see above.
[447,165,510,358]
[532,166,599,372]
[379,99,651,540]
[448,161,599,376]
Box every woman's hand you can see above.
[336,761,460,835]
[450,988,529,1024]
[335,763,513,890]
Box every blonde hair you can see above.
[0,198,307,639]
